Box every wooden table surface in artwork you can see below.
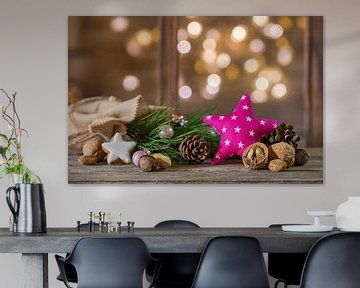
[68,147,323,184]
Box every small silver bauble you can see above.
[159,125,174,139]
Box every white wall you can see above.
[0,0,360,287]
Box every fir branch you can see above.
[127,108,219,163]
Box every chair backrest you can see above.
[153,220,201,281]
[67,237,154,288]
[300,232,360,288]
[155,220,200,228]
[191,236,270,288]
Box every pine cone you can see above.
[261,123,300,148]
[179,135,210,163]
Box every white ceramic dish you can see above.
[307,211,336,217]
[282,225,333,233]
[338,227,360,232]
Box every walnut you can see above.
[268,159,288,172]
[242,142,269,169]
[82,139,106,161]
[139,155,159,172]
[295,149,309,166]
[78,155,98,165]
[268,142,295,168]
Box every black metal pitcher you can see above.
[6,183,47,233]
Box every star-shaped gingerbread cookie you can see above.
[101,133,136,164]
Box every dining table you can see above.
[0,226,339,288]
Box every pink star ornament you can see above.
[203,94,280,165]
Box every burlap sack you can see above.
[68,95,150,152]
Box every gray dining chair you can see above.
[147,220,201,288]
[56,237,161,288]
[191,236,270,288]
[300,232,360,288]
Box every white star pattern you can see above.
[202,95,280,165]
[238,141,244,149]
[206,115,213,120]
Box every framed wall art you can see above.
[68,16,323,184]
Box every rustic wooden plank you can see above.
[22,253,48,288]
[304,17,323,147]
[158,16,178,107]
[0,227,336,254]
[68,148,323,184]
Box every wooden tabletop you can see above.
[68,147,323,184]
[0,227,337,253]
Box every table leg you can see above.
[22,253,48,288]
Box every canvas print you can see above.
[68,16,323,184]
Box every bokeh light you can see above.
[296,16,306,29]
[207,73,222,87]
[206,84,220,95]
[231,25,247,42]
[110,17,129,32]
[203,38,217,50]
[136,30,152,46]
[259,68,283,83]
[249,38,266,53]
[201,88,218,100]
[251,90,268,103]
[122,75,140,91]
[263,23,284,39]
[271,83,287,98]
[276,36,289,48]
[277,46,294,66]
[206,29,221,41]
[178,85,193,99]
[126,39,141,57]
[252,16,269,27]
[177,40,192,54]
[194,60,206,74]
[216,53,231,69]
[151,28,160,42]
[244,58,260,73]
[202,50,217,64]
[255,77,270,91]
[187,21,203,38]
[225,64,240,80]
[279,16,293,30]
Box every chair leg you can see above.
[274,280,290,288]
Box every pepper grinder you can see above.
[77,221,81,232]
[88,212,93,232]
